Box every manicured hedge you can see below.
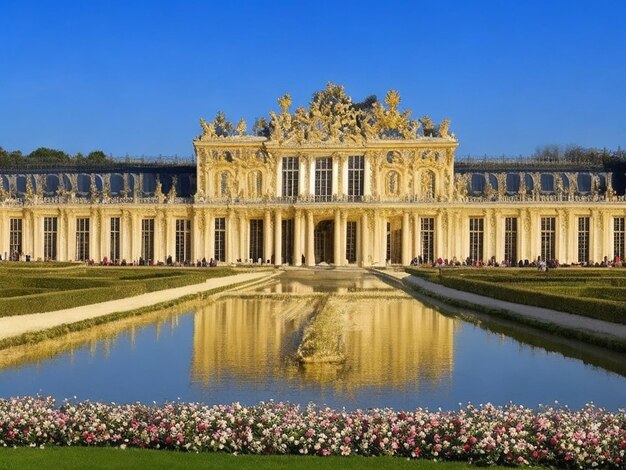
[0,266,237,317]
[406,268,626,324]
[0,285,146,317]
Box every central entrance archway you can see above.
[314,220,334,264]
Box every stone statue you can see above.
[200,118,217,139]
[235,118,247,136]
[438,119,451,138]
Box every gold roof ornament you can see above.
[236,118,247,136]
[197,83,455,143]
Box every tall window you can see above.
[282,157,299,198]
[214,217,226,262]
[469,218,484,263]
[504,217,518,264]
[75,217,90,261]
[9,218,22,260]
[220,171,229,196]
[577,217,590,263]
[110,217,120,262]
[249,219,264,262]
[281,219,294,265]
[314,157,332,201]
[43,217,58,261]
[347,156,364,200]
[540,217,556,262]
[615,217,625,260]
[346,221,357,263]
[420,218,435,263]
[175,219,191,263]
[141,219,154,262]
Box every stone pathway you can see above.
[380,270,626,342]
[0,271,274,341]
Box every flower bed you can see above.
[1,397,625,468]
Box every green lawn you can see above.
[406,267,626,325]
[0,263,236,317]
[0,448,505,470]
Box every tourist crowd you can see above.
[1,397,624,468]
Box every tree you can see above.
[27,147,70,165]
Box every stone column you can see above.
[401,211,410,265]
[131,212,140,262]
[361,212,369,266]
[226,211,235,263]
[341,210,348,265]
[20,211,27,260]
[206,211,214,263]
[153,213,163,263]
[30,212,39,260]
[589,210,598,263]
[435,211,443,261]
[333,210,341,266]
[100,212,109,262]
[66,212,75,261]
[306,210,315,266]
[293,209,302,266]
[192,210,201,262]
[274,210,282,265]
[263,210,272,264]
[413,214,420,260]
[91,210,101,262]
[239,213,247,262]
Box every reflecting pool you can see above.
[1,270,625,410]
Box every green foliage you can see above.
[0,265,235,317]
[406,268,626,324]
[0,146,115,168]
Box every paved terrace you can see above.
[0,271,274,341]
[381,270,626,342]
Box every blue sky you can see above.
[1,0,624,159]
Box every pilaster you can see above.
[333,209,341,265]
[274,210,282,265]
[306,210,315,266]
[401,211,410,265]
[361,212,369,266]
[293,209,302,266]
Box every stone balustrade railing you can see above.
[0,193,624,207]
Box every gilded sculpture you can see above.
[197,83,453,145]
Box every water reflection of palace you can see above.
[190,297,315,384]
[190,292,456,391]
[343,298,456,388]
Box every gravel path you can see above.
[0,271,274,341]
[382,270,626,342]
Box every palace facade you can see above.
[1,84,625,266]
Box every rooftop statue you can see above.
[197,83,455,143]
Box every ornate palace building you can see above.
[1,84,625,266]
